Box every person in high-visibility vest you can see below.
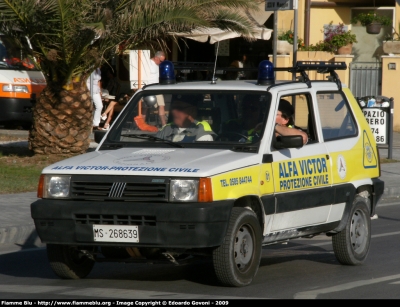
[274,99,308,145]
[220,94,266,142]
[156,94,216,142]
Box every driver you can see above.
[155,94,216,142]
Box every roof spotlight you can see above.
[159,60,176,85]
[257,60,275,86]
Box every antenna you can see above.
[211,41,220,84]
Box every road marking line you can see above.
[0,247,45,255]
[294,274,400,299]
[285,230,400,250]
[0,285,72,294]
[0,285,265,299]
[377,201,400,207]
[62,287,259,299]
[372,231,400,239]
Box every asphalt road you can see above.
[0,201,398,300]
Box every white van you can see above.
[0,34,46,128]
[31,61,384,287]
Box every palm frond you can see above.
[0,0,264,86]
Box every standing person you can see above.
[86,67,103,130]
[148,51,166,126]
[227,54,256,80]
[241,54,256,80]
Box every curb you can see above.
[0,225,40,245]
[0,140,98,148]
[0,129,95,140]
[0,129,29,137]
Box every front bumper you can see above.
[0,98,35,123]
[31,199,234,249]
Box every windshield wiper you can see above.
[230,145,258,153]
[121,134,184,148]
[99,143,125,150]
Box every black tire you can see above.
[47,244,95,279]
[332,196,371,265]
[212,207,262,287]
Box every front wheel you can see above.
[47,244,95,279]
[212,207,262,287]
[332,196,371,265]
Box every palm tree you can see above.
[0,0,260,155]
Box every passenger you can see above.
[275,99,308,145]
[156,95,216,142]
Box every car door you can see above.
[316,90,362,221]
[268,91,334,233]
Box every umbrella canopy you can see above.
[170,26,272,44]
[169,3,273,44]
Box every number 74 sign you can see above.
[363,108,388,145]
[265,0,298,11]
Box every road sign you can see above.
[265,0,298,11]
[363,108,388,145]
[358,95,394,159]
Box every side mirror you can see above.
[273,135,303,149]
[94,130,107,143]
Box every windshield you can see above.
[0,35,40,71]
[103,90,271,151]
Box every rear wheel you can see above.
[47,244,95,279]
[332,196,371,265]
[212,207,262,287]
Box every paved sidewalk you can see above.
[0,129,400,246]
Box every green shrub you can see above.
[351,12,392,26]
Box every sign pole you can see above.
[388,97,394,159]
[292,6,298,80]
[265,0,299,71]
[273,12,278,68]
[138,50,142,116]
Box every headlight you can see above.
[2,85,29,93]
[40,175,71,198]
[170,179,199,202]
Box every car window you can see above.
[317,92,358,141]
[0,35,39,71]
[272,93,317,146]
[104,90,271,150]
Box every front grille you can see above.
[74,214,156,226]
[70,175,169,202]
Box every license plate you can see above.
[93,225,139,243]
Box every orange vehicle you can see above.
[0,34,46,128]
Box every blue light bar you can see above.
[159,60,176,85]
[257,60,275,86]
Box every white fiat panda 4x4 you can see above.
[31,61,384,287]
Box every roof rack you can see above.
[275,61,347,90]
[172,60,347,90]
